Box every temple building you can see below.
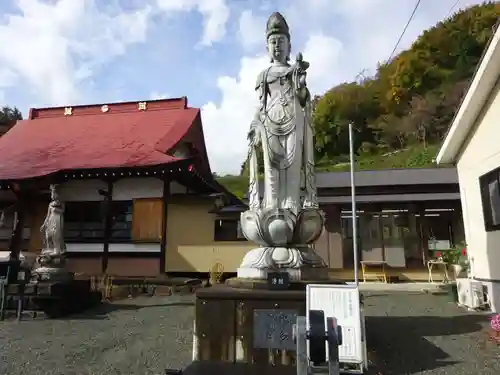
[0,96,465,282]
[0,97,248,277]
[211,167,465,281]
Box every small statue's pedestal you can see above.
[21,249,101,318]
[31,250,74,283]
[31,267,74,282]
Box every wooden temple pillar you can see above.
[8,202,26,264]
[159,178,170,274]
[418,203,429,265]
[3,182,42,282]
[99,180,114,274]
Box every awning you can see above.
[0,106,200,181]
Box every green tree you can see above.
[0,106,22,126]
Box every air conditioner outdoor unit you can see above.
[456,278,487,310]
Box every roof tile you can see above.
[0,101,198,180]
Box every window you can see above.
[480,168,500,231]
[64,201,133,242]
[214,219,246,241]
[111,201,133,241]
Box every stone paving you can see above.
[0,291,498,375]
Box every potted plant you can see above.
[432,243,468,302]
[433,242,468,278]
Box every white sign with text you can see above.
[306,283,364,364]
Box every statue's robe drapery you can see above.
[247,64,318,214]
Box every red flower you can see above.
[435,252,441,258]
[461,248,467,256]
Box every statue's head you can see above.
[50,184,59,202]
[266,12,290,64]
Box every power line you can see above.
[446,0,461,19]
[387,0,422,62]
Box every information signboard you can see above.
[306,284,365,366]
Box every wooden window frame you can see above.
[479,167,500,232]
[64,201,133,243]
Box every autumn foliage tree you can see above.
[312,2,500,165]
[218,3,500,197]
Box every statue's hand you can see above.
[295,52,310,73]
[247,127,261,148]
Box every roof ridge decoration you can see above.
[28,97,188,120]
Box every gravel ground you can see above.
[0,291,499,375]
[0,295,195,375]
[364,292,500,375]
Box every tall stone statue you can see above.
[32,184,72,282]
[238,12,326,280]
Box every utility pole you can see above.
[348,122,359,286]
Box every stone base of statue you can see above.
[237,207,328,281]
[193,283,307,365]
[31,249,74,283]
[26,248,100,318]
[237,265,328,281]
[236,246,328,281]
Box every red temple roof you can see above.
[0,97,204,181]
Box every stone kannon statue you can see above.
[32,184,72,281]
[238,12,326,280]
[40,184,66,255]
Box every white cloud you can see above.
[202,0,486,174]
[0,68,18,88]
[202,54,269,176]
[156,0,229,46]
[0,0,230,107]
[238,10,265,51]
[302,34,343,92]
[0,0,152,106]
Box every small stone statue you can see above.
[32,184,72,282]
[40,184,66,255]
[238,12,326,281]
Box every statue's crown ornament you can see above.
[266,12,290,39]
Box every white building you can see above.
[436,22,500,311]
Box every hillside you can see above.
[217,2,500,198]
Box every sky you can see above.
[0,0,488,175]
